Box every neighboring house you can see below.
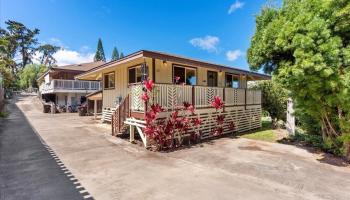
[76,50,270,147]
[37,61,103,110]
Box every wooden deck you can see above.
[111,83,262,147]
[129,83,261,112]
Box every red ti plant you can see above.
[210,95,235,136]
[211,96,224,110]
[143,79,154,91]
[141,79,201,150]
[140,80,235,150]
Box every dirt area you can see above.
[274,128,289,139]
[15,94,350,200]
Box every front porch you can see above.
[112,83,262,147]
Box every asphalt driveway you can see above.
[0,97,88,200]
[14,95,350,200]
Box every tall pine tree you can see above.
[120,52,124,59]
[94,38,106,62]
[111,47,119,61]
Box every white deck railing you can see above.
[129,83,261,112]
[40,79,101,93]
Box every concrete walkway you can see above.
[0,97,87,200]
[14,95,350,200]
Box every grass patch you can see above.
[0,111,9,118]
[262,117,272,129]
[241,129,277,142]
[238,118,281,143]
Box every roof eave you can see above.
[75,50,144,79]
[75,49,271,80]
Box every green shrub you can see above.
[293,131,324,148]
[248,0,350,156]
[295,110,322,135]
[250,80,288,128]
[0,111,9,118]
[292,131,350,157]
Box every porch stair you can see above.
[111,95,130,135]
[101,107,116,123]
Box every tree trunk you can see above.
[321,113,339,139]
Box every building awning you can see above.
[86,90,102,101]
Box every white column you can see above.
[130,125,135,143]
[286,98,295,135]
[67,93,71,105]
[94,99,97,119]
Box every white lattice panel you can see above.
[140,105,262,140]
[194,86,224,108]
[153,84,193,110]
[130,84,144,111]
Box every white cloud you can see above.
[53,49,94,66]
[189,36,220,53]
[49,37,66,48]
[79,45,91,53]
[226,50,243,61]
[228,1,244,14]
[34,38,94,66]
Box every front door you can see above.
[207,71,218,87]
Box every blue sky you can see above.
[1,0,272,70]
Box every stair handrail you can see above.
[112,94,130,135]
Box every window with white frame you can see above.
[173,65,197,85]
[128,66,142,84]
[104,72,115,89]
[225,73,240,88]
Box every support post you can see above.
[111,115,115,136]
[223,87,225,112]
[118,108,121,133]
[244,88,247,110]
[130,125,135,143]
[94,99,97,119]
[192,86,195,108]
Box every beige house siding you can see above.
[154,59,172,84]
[102,57,248,108]
[153,58,246,87]
[102,57,153,109]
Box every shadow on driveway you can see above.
[0,97,91,200]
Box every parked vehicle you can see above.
[78,103,87,116]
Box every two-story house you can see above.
[38,61,103,111]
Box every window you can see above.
[104,72,115,89]
[173,65,197,85]
[207,71,218,87]
[225,74,239,88]
[128,66,142,84]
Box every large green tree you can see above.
[111,47,119,61]
[248,0,350,140]
[0,34,16,88]
[19,64,47,89]
[3,20,40,70]
[94,38,106,62]
[0,20,62,89]
[37,44,60,66]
